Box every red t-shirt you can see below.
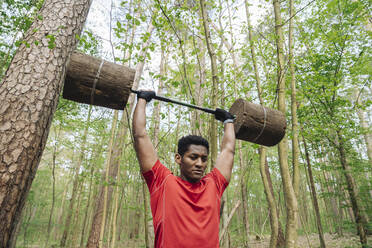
[142,160,229,248]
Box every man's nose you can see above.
[195,158,203,167]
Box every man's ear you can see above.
[175,153,182,165]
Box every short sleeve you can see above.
[142,160,172,193]
[209,167,229,197]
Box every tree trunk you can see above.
[245,1,282,246]
[322,161,343,235]
[71,184,84,247]
[44,129,59,248]
[0,0,92,246]
[110,150,121,248]
[61,104,93,247]
[272,0,298,246]
[86,111,118,248]
[80,158,96,247]
[55,171,71,240]
[336,130,368,246]
[152,44,166,147]
[355,90,372,198]
[199,0,218,168]
[192,36,206,136]
[288,0,300,197]
[239,142,250,246]
[219,200,241,244]
[142,180,150,248]
[302,136,326,248]
[259,148,278,248]
[356,104,372,164]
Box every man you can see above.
[132,90,236,248]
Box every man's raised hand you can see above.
[137,90,156,102]
[214,108,235,124]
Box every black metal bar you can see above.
[131,89,216,114]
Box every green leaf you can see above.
[126,13,132,20]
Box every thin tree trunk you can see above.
[142,180,150,248]
[336,130,368,246]
[22,204,37,247]
[80,137,105,248]
[116,184,126,242]
[71,183,84,247]
[216,18,230,247]
[110,149,121,248]
[192,36,206,136]
[86,111,118,248]
[44,128,59,248]
[219,200,241,244]
[272,0,298,246]
[288,0,300,197]
[322,164,343,235]
[80,165,95,247]
[199,0,218,168]
[55,170,72,240]
[265,160,286,247]
[302,136,326,248]
[133,183,141,238]
[260,148,279,248]
[153,43,166,146]
[239,142,250,246]
[355,90,372,198]
[356,103,372,163]
[245,1,281,246]
[0,1,92,246]
[61,104,93,247]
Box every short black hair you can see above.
[177,135,209,156]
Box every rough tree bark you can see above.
[272,0,299,246]
[0,0,92,247]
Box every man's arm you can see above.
[132,98,158,173]
[215,122,236,182]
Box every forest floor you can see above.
[17,233,372,247]
[247,233,371,248]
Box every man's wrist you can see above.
[137,98,148,104]
[223,119,234,125]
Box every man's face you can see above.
[176,144,208,183]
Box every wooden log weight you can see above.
[63,51,135,110]
[229,99,286,146]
